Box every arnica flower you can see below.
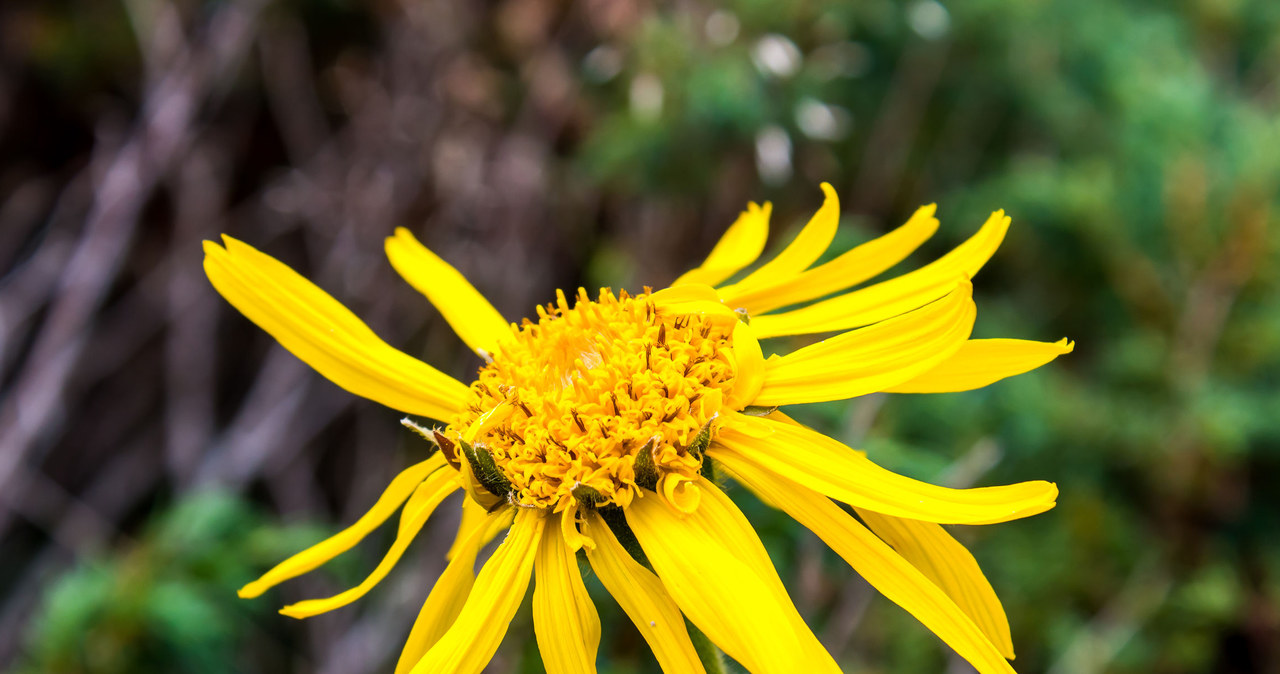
[205,183,1071,674]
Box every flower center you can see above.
[447,288,737,511]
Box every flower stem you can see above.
[685,617,728,674]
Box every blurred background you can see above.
[2,0,1279,672]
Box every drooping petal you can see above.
[384,229,512,357]
[396,508,515,674]
[727,320,765,408]
[581,512,706,674]
[753,280,975,406]
[751,210,1010,338]
[723,203,939,315]
[558,501,595,552]
[279,467,460,618]
[712,414,1057,525]
[692,478,805,609]
[627,481,841,674]
[204,237,468,420]
[727,183,841,293]
[409,508,545,674]
[534,512,601,674]
[673,202,772,288]
[856,508,1015,659]
[722,457,1017,674]
[446,497,492,561]
[238,454,446,599]
[886,338,1075,393]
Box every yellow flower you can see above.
[205,183,1071,674]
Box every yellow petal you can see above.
[751,210,1010,338]
[204,237,468,420]
[722,458,1017,674]
[446,496,491,561]
[724,203,939,315]
[727,320,765,409]
[409,509,545,674]
[712,414,1057,524]
[238,454,446,599]
[729,183,840,293]
[754,280,975,406]
[558,500,595,552]
[650,283,739,328]
[534,512,601,674]
[384,229,512,357]
[581,512,706,674]
[692,478,847,667]
[856,508,1015,659]
[886,338,1074,393]
[279,467,459,618]
[395,508,515,674]
[673,202,771,287]
[626,480,841,674]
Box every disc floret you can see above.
[447,288,737,512]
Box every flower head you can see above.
[206,183,1071,674]
[447,286,738,514]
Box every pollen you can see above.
[446,288,737,512]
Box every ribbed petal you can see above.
[385,228,512,357]
[728,183,840,293]
[395,508,515,674]
[534,512,601,674]
[581,512,706,674]
[204,237,468,420]
[723,203,939,315]
[727,321,765,408]
[712,414,1057,524]
[751,210,1010,338]
[279,467,459,618]
[238,454,446,599]
[754,281,975,406]
[886,338,1074,393]
[409,508,545,674]
[674,202,772,288]
[627,480,841,674]
[856,508,1015,659]
[446,497,492,561]
[722,457,1017,674]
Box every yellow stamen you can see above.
[447,288,738,511]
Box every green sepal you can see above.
[571,482,606,505]
[699,455,717,481]
[741,405,778,417]
[596,505,651,569]
[687,417,715,458]
[632,438,659,491]
[459,440,512,497]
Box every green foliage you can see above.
[16,493,324,674]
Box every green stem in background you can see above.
[685,617,728,674]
